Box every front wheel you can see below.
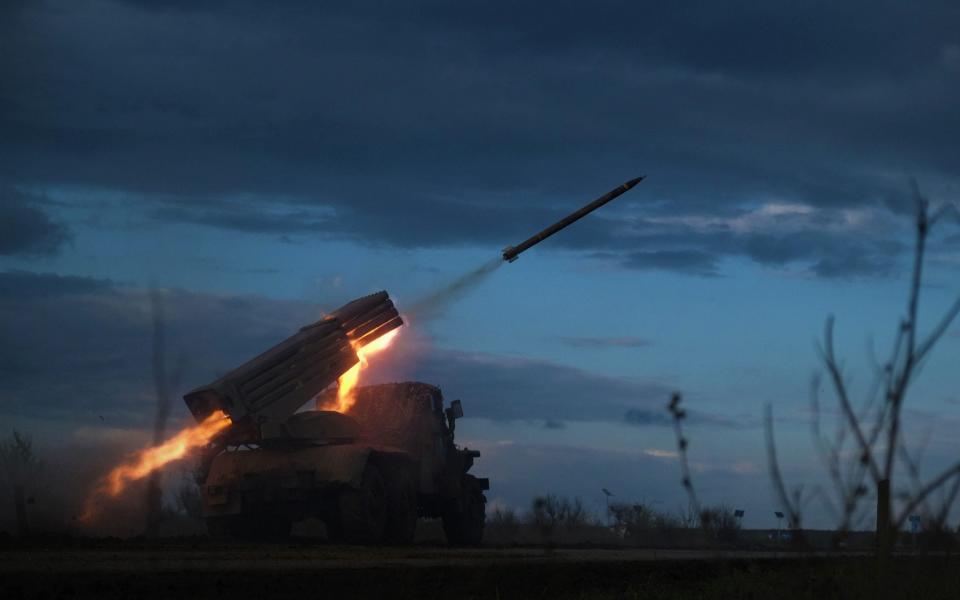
[442,475,486,546]
[336,463,387,544]
[383,468,418,545]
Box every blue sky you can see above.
[2,0,959,530]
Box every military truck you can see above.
[183,292,488,544]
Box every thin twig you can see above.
[820,318,882,482]
[765,404,803,529]
[895,462,960,529]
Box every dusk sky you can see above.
[2,0,959,529]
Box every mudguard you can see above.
[206,444,373,491]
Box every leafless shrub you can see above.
[527,494,593,544]
[915,518,958,552]
[528,494,590,529]
[487,506,521,541]
[699,504,741,543]
[609,502,655,540]
[610,502,688,545]
[676,502,700,529]
[0,430,40,537]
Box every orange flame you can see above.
[80,410,231,523]
[326,327,400,413]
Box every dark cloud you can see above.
[150,197,563,250]
[0,271,701,427]
[110,1,959,81]
[622,409,672,427]
[744,232,903,279]
[412,349,672,423]
[590,213,909,279]
[0,270,111,300]
[559,336,652,349]
[1,1,958,276]
[0,188,70,256]
[622,407,758,430]
[811,253,894,279]
[151,204,330,236]
[620,250,721,277]
[0,271,319,425]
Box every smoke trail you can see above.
[406,257,503,321]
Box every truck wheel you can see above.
[337,463,387,544]
[207,515,242,539]
[323,516,344,543]
[442,476,486,546]
[383,469,418,545]
[207,515,290,540]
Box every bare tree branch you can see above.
[792,184,959,558]
[895,462,960,530]
[882,195,927,482]
[820,318,882,482]
[935,472,960,526]
[914,296,960,364]
[764,404,803,530]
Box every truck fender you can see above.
[206,445,374,490]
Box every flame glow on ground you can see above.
[80,410,231,522]
[327,327,401,413]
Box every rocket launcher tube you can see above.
[502,176,644,262]
[182,291,402,439]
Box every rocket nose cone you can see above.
[624,176,645,189]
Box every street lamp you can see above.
[774,511,784,543]
[602,488,614,526]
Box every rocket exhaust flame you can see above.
[80,410,231,523]
[325,327,400,413]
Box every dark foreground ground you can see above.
[2,538,959,599]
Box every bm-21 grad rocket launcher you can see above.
[183,291,402,440]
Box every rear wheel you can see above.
[383,468,418,545]
[442,475,486,546]
[337,463,387,544]
[323,515,345,543]
[206,515,240,539]
[207,514,291,540]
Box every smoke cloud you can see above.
[405,257,503,321]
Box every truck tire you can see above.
[323,516,344,543]
[207,515,290,540]
[207,515,241,539]
[337,463,387,544]
[383,469,418,545]
[442,475,486,546]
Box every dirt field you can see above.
[3,538,960,599]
